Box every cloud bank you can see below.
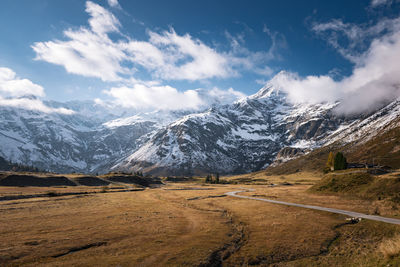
[0,67,74,114]
[32,1,274,83]
[0,67,44,97]
[271,18,400,115]
[31,1,281,111]
[102,83,246,111]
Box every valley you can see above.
[2,0,400,266]
[2,170,400,266]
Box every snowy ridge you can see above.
[1,85,399,175]
[114,85,347,175]
[323,100,400,146]
[0,102,186,173]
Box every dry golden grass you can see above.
[222,171,322,185]
[1,180,400,266]
[0,186,232,266]
[379,234,400,258]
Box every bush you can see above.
[46,191,58,197]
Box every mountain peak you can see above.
[247,71,292,101]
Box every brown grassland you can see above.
[1,171,400,266]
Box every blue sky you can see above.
[0,0,400,113]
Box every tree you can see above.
[215,173,220,184]
[205,174,211,183]
[326,152,334,171]
[334,152,347,170]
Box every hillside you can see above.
[266,114,400,175]
[114,84,347,175]
[0,156,42,172]
[1,85,399,176]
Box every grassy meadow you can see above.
[1,170,400,266]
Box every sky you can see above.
[0,0,399,114]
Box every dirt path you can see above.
[226,189,400,225]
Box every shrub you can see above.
[46,191,58,197]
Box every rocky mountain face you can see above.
[0,102,186,173]
[114,85,351,175]
[1,85,399,175]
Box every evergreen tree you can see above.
[205,174,211,183]
[334,152,347,170]
[215,173,220,184]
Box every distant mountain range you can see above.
[1,84,399,175]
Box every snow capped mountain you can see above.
[0,101,187,173]
[322,99,400,147]
[114,84,349,175]
[1,84,399,175]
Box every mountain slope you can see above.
[114,85,349,175]
[266,100,400,174]
[1,86,399,176]
[0,102,185,173]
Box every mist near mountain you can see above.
[271,18,400,116]
[2,80,398,176]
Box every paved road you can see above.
[225,189,400,225]
[328,170,368,175]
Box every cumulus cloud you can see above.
[86,1,120,35]
[0,67,74,114]
[30,1,280,112]
[107,0,119,8]
[0,67,44,97]
[104,84,204,110]
[102,84,246,111]
[32,1,126,82]
[271,27,400,115]
[0,97,75,114]
[32,1,278,83]
[122,29,232,80]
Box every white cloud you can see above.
[312,17,400,62]
[271,27,400,115]
[32,1,126,82]
[104,84,204,110]
[0,97,75,114]
[32,28,127,81]
[0,67,74,114]
[107,0,119,8]
[370,0,392,7]
[198,87,246,105]
[32,1,278,83]
[31,1,281,111]
[86,1,120,36]
[103,84,246,111]
[0,67,44,97]
[127,29,232,80]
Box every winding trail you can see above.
[225,189,400,225]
